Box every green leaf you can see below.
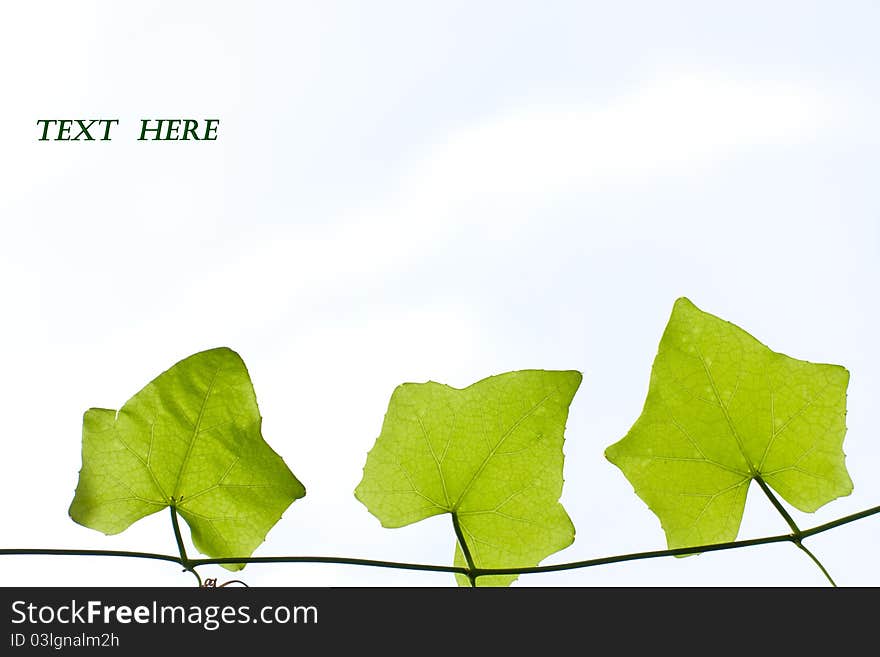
[605,297,852,549]
[69,347,306,570]
[354,370,581,586]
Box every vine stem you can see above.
[753,475,836,586]
[2,503,878,584]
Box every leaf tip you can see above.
[672,296,702,317]
[203,345,240,358]
[603,440,621,464]
[82,407,117,431]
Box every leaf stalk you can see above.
[753,475,836,586]
[169,502,202,586]
[451,513,478,586]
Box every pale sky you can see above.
[1,1,878,586]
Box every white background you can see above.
[1,1,878,586]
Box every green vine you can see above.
[2,502,877,585]
[3,297,874,587]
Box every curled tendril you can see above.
[202,577,248,588]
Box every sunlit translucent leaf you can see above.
[606,297,852,549]
[69,347,305,570]
[355,370,581,586]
